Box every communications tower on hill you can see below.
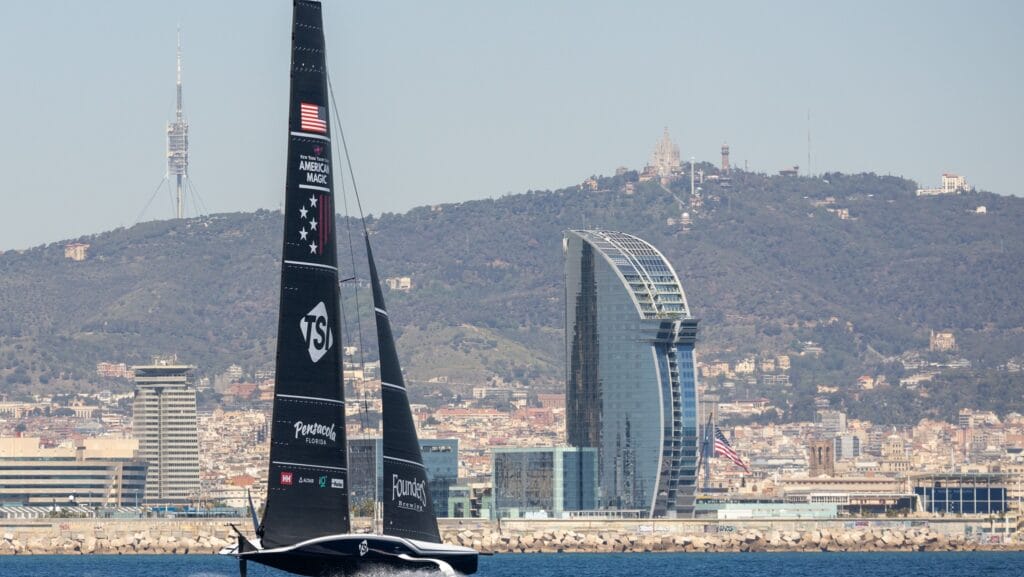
[167,28,189,219]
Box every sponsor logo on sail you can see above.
[298,154,330,185]
[358,539,368,557]
[293,420,337,446]
[280,471,293,486]
[319,475,328,488]
[392,473,427,512]
[331,478,345,489]
[299,302,333,362]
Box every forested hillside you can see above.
[1,168,1021,424]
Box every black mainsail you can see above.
[226,3,477,574]
[367,238,442,543]
[260,0,349,549]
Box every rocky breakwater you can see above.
[441,527,1024,553]
[1,521,1021,555]
[0,527,235,555]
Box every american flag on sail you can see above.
[714,425,751,473]
[300,102,327,133]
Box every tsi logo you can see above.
[299,301,333,363]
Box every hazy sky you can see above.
[0,1,1019,250]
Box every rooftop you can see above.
[569,230,690,319]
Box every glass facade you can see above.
[347,438,382,512]
[565,230,699,518]
[348,437,459,518]
[420,439,458,518]
[447,484,493,519]
[913,474,1008,514]
[914,487,1006,514]
[491,447,597,518]
[0,460,148,507]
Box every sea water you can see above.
[0,552,1021,577]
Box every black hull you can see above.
[238,534,478,576]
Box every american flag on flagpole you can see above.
[300,102,327,133]
[714,425,751,473]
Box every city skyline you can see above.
[0,0,1021,250]
[2,0,1024,562]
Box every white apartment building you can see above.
[132,363,200,505]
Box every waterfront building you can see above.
[347,438,382,514]
[912,472,1008,514]
[564,229,699,517]
[420,439,459,518]
[491,447,597,519]
[699,502,838,520]
[348,437,459,518]
[447,482,493,519]
[132,363,200,505]
[779,475,915,515]
[0,437,147,507]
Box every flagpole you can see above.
[706,415,713,490]
[701,414,713,491]
[695,426,705,492]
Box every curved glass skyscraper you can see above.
[564,230,699,518]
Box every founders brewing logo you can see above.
[299,301,333,363]
[391,473,428,512]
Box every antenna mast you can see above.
[167,27,189,219]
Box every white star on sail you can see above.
[309,241,318,254]
[299,228,308,240]
[309,218,318,231]
[299,206,309,219]
[309,195,318,208]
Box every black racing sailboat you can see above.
[221,2,477,575]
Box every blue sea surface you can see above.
[0,552,1021,577]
